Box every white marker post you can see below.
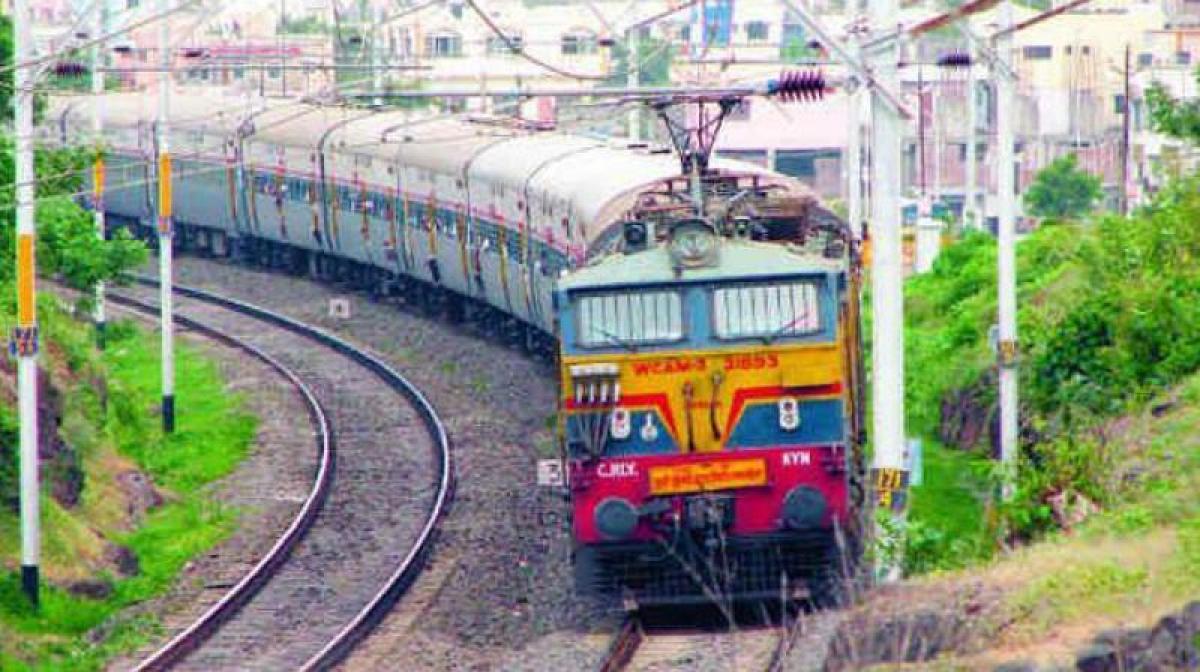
[868,0,909,577]
[93,0,108,348]
[996,0,1019,498]
[158,0,176,433]
[964,42,979,230]
[13,0,41,608]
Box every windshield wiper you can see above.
[594,326,639,353]
[761,312,813,345]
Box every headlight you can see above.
[668,220,719,269]
[782,486,827,529]
[594,497,639,540]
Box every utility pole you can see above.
[915,63,938,273]
[372,2,384,106]
[1120,43,1131,216]
[93,0,108,348]
[158,0,176,434]
[279,0,287,97]
[867,0,908,574]
[14,0,40,609]
[964,43,978,229]
[846,85,864,240]
[627,29,641,141]
[996,0,1018,498]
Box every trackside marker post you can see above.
[14,0,41,608]
[93,0,108,348]
[158,0,175,433]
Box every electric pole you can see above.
[868,0,909,575]
[964,42,978,229]
[996,0,1018,498]
[916,63,938,273]
[93,0,108,348]
[158,0,176,434]
[13,0,41,608]
[627,29,641,141]
[1120,43,1131,216]
[846,85,864,240]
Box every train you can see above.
[49,90,868,607]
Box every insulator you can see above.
[936,51,972,68]
[111,45,133,54]
[53,62,87,78]
[768,69,828,103]
[180,47,208,59]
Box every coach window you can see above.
[712,281,821,340]
[576,291,683,348]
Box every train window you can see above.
[576,291,683,348]
[712,281,821,340]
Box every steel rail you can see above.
[598,616,645,672]
[118,277,455,671]
[106,291,335,672]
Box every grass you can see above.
[904,441,992,573]
[884,369,1200,668]
[0,316,256,671]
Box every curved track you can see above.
[114,281,453,671]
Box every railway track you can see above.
[599,608,841,672]
[111,280,453,671]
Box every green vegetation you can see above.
[1023,154,1103,221]
[0,318,256,670]
[900,170,1200,571]
[279,15,330,35]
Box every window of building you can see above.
[425,31,462,58]
[576,291,683,347]
[1138,52,1154,67]
[1022,45,1052,60]
[679,25,691,41]
[746,21,769,42]
[1177,51,1192,65]
[1115,94,1127,114]
[485,33,523,54]
[712,282,821,340]
[561,30,597,55]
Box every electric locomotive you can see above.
[560,112,867,607]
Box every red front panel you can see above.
[569,445,848,544]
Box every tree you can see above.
[1023,154,1103,220]
[604,36,675,88]
[1146,76,1200,144]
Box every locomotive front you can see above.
[557,175,866,607]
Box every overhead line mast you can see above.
[14,0,41,609]
[158,0,176,433]
[94,0,108,348]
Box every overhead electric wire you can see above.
[462,0,608,81]
[0,0,206,79]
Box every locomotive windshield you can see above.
[576,290,684,348]
[711,280,822,341]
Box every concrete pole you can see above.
[915,66,938,273]
[964,53,978,229]
[868,0,908,572]
[627,30,641,141]
[14,0,41,609]
[372,4,384,106]
[93,0,108,348]
[846,88,863,240]
[158,0,176,433]
[996,0,1018,498]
